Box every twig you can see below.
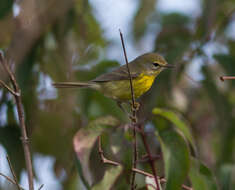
[7,156,21,190]
[132,168,154,178]
[133,169,193,190]
[98,136,120,166]
[119,29,138,190]
[0,53,34,190]
[138,124,161,190]
[0,80,20,96]
[0,173,25,190]
[220,76,235,81]
[0,173,17,186]
[97,151,193,190]
[38,184,44,190]
[119,30,135,108]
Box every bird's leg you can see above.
[129,101,140,112]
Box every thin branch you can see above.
[7,156,21,190]
[0,53,34,190]
[133,169,193,190]
[0,173,16,186]
[98,136,120,166]
[138,124,161,190]
[38,184,44,190]
[220,76,235,81]
[0,173,25,190]
[132,168,154,178]
[0,80,20,96]
[97,151,193,190]
[119,29,138,190]
[119,30,136,109]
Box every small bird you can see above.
[53,53,172,110]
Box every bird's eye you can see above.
[152,62,160,67]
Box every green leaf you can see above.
[189,158,218,190]
[73,116,120,186]
[153,109,190,190]
[91,165,122,190]
[152,108,196,152]
[0,0,13,19]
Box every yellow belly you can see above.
[100,74,156,101]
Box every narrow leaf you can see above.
[153,108,196,152]
[153,109,190,190]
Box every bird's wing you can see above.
[92,64,140,82]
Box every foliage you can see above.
[153,110,190,190]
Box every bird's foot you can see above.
[131,102,140,112]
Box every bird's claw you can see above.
[132,102,140,112]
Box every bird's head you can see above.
[137,53,173,75]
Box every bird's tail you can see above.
[53,82,98,89]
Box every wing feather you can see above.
[92,64,139,82]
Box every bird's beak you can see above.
[162,64,174,68]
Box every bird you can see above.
[53,53,172,111]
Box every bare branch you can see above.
[0,53,34,190]
[6,156,21,190]
[220,76,235,81]
[138,123,161,190]
[98,136,120,166]
[38,184,44,190]
[119,30,136,110]
[119,29,138,190]
[0,173,25,190]
[132,168,154,178]
[133,169,193,190]
[0,80,20,96]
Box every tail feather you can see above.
[53,82,95,89]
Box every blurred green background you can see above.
[0,0,235,189]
